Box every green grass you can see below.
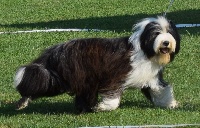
[0,0,200,127]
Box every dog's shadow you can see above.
[1,100,152,116]
[1,99,199,117]
[0,100,77,116]
[120,100,200,112]
[120,100,153,109]
[0,9,199,34]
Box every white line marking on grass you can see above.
[79,124,200,128]
[0,28,105,34]
[0,24,200,35]
[176,24,200,28]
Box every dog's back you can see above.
[57,37,133,91]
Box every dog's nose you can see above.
[163,41,169,46]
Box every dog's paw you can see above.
[168,100,179,109]
[15,97,30,110]
[155,100,179,109]
[94,101,119,112]
[93,102,109,112]
[94,97,121,112]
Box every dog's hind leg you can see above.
[94,95,121,112]
[15,97,32,110]
[75,96,92,113]
[74,87,98,114]
[75,94,98,113]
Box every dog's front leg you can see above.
[142,70,179,108]
[142,76,178,109]
[149,85,178,108]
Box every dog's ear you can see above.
[168,20,176,29]
[168,20,181,54]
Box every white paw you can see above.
[94,97,120,112]
[168,100,179,109]
[94,102,109,112]
[94,102,119,112]
[153,100,179,109]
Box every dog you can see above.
[14,16,180,113]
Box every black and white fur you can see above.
[14,16,180,113]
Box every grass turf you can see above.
[0,0,200,127]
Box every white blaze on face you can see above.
[154,33,176,53]
[156,16,170,33]
[14,67,26,88]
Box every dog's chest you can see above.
[124,58,161,88]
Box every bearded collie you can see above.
[14,16,180,113]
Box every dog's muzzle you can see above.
[159,41,171,54]
[154,33,176,55]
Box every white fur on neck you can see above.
[124,51,162,89]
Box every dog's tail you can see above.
[14,64,50,98]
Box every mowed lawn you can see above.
[0,0,199,127]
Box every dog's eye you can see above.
[156,32,160,35]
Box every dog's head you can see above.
[130,16,180,65]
